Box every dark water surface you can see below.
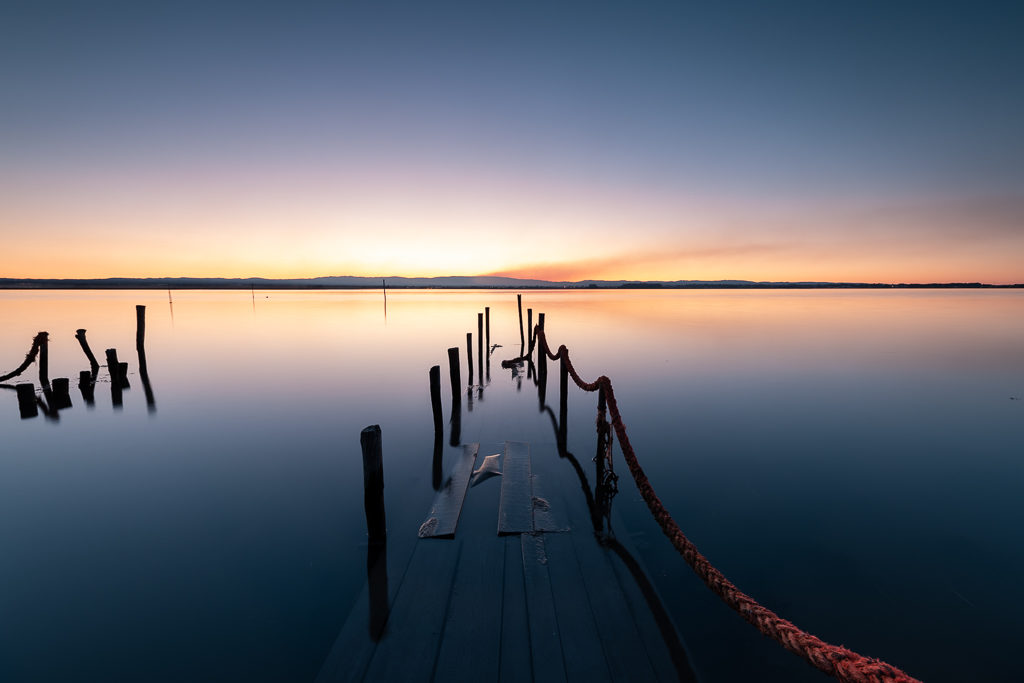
[1,289,1021,681]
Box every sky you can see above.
[2,0,1022,283]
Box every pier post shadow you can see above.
[366,540,389,641]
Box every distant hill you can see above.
[0,276,1018,289]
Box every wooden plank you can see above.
[567,527,658,682]
[606,516,699,683]
[521,533,567,683]
[419,443,479,538]
[498,442,533,534]
[315,539,418,683]
[434,456,507,681]
[499,535,531,683]
[542,532,611,682]
[531,474,568,533]
[364,539,462,681]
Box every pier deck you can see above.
[316,442,696,683]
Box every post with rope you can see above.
[558,354,568,454]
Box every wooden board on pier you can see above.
[316,442,696,683]
[419,443,479,538]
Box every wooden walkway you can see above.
[316,442,697,683]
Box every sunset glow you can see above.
[2,2,1022,284]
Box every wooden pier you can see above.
[316,441,696,683]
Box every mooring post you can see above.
[136,305,146,351]
[79,370,96,406]
[558,355,568,453]
[430,365,444,443]
[446,347,461,403]
[466,332,474,386]
[361,425,387,543]
[517,294,525,351]
[477,313,484,381]
[527,308,533,350]
[485,306,490,352]
[16,383,38,419]
[136,305,156,411]
[537,312,547,381]
[75,329,101,373]
[106,349,123,407]
[52,377,72,410]
[38,332,49,388]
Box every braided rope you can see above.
[530,327,920,683]
[0,332,47,383]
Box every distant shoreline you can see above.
[1,277,1021,290]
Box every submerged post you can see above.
[16,383,38,419]
[79,370,96,407]
[38,332,49,388]
[430,365,443,443]
[466,332,474,386]
[51,377,72,410]
[105,348,123,407]
[558,355,568,453]
[75,329,101,374]
[517,294,524,350]
[446,347,461,403]
[136,305,146,351]
[477,313,484,381]
[361,425,387,543]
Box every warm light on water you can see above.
[1,289,1022,681]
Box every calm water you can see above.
[1,289,1021,682]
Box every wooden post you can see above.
[136,305,146,351]
[485,306,490,352]
[430,365,444,443]
[537,312,547,383]
[52,377,72,410]
[558,355,568,453]
[75,329,101,373]
[361,425,386,543]
[447,347,460,403]
[477,313,484,381]
[16,383,38,419]
[106,349,123,407]
[136,305,155,412]
[527,308,533,349]
[367,541,389,641]
[517,294,524,350]
[38,332,49,387]
[118,362,130,388]
[79,370,96,406]
[466,332,474,386]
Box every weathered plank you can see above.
[542,532,611,682]
[499,535,532,683]
[521,533,567,683]
[498,442,533,534]
[363,539,462,681]
[433,461,506,681]
[568,525,658,681]
[419,443,480,538]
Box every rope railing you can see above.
[0,332,47,383]
[526,325,920,683]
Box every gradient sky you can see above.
[2,1,1022,283]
